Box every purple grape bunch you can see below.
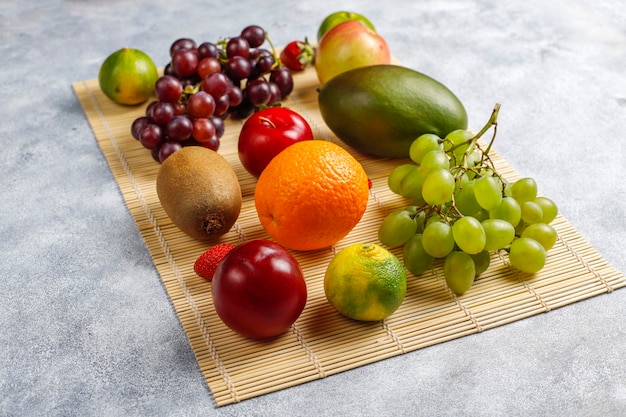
[130,25,294,163]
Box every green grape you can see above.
[470,250,490,276]
[521,223,557,250]
[422,168,455,205]
[409,133,443,164]
[378,209,419,247]
[422,221,455,258]
[489,196,521,226]
[402,206,427,232]
[534,196,558,223]
[481,218,515,250]
[444,251,476,295]
[403,233,435,275]
[426,213,443,226]
[515,220,527,236]
[398,165,425,200]
[473,208,490,222]
[388,164,415,195]
[452,216,486,254]
[410,209,427,233]
[511,177,537,203]
[444,129,474,147]
[444,129,475,163]
[465,149,482,168]
[418,150,450,176]
[520,201,543,224]
[454,177,482,216]
[474,175,503,211]
[508,237,546,274]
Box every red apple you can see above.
[238,107,314,178]
[315,20,391,84]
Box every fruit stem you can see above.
[454,103,504,183]
[258,116,276,128]
[445,103,500,165]
[297,37,315,68]
[475,103,500,158]
[264,33,282,69]
[471,103,500,148]
[471,104,508,187]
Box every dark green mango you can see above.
[318,65,468,158]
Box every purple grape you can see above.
[267,82,282,106]
[246,79,271,107]
[227,85,243,107]
[155,75,183,103]
[210,116,225,139]
[198,134,220,152]
[197,57,222,78]
[149,101,176,126]
[170,38,197,57]
[166,115,193,141]
[224,56,252,82]
[139,124,164,150]
[192,117,217,143]
[202,72,230,98]
[240,25,266,48]
[187,91,216,118]
[158,141,183,162]
[145,100,158,117]
[213,94,230,117]
[163,62,175,76]
[151,147,160,162]
[131,116,150,140]
[255,54,276,74]
[198,42,220,59]
[270,67,293,98]
[171,49,199,78]
[226,36,250,58]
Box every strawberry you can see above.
[193,243,237,281]
[279,38,314,71]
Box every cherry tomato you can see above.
[279,39,314,71]
[238,107,313,178]
[212,240,307,339]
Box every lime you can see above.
[317,11,376,42]
[98,47,158,106]
[324,243,406,321]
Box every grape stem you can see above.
[445,103,500,161]
[452,103,504,183]
[471,103,501,152]
[447,103,502,223]
[403,104,505,227]
[263,33,283,70]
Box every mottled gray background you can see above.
[1,1,625,416]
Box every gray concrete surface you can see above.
[2,1,626,416]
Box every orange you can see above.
[324,242,406,321]
[254,140,370,251]
[98,47,158,105]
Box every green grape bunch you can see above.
[378,104,559,295]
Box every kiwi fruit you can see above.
[156,147,242,241]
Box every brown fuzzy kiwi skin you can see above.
[156,147,242,241]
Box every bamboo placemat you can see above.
[73,66,625,406]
